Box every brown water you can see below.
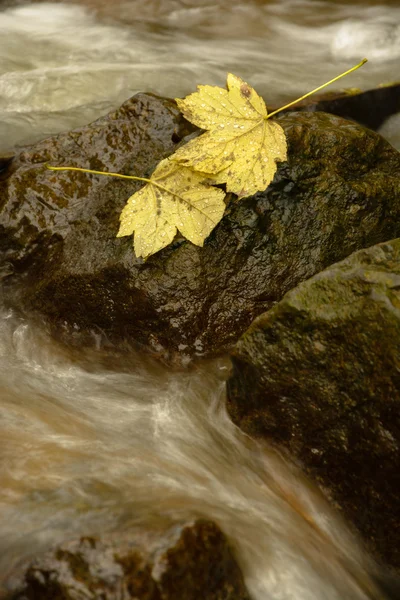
[0,1,399,598]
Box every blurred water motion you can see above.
[0,0,399,150]
[0,2,399,598]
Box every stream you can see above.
[0,1,399,598]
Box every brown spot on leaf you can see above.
[240,84,252,99]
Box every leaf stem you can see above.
[46,164,152,185]
[266,58,368,119]
[45,163,214,203]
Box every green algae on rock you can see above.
[227,239,400,569]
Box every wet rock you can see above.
[1,103,400,361]
[226,239,400,569]
[0,152,14,172]
[0,92,187,270]
[3,519,250,600]
[373,569,400,600]
[275,83,400,131]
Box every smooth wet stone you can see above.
[1,98,400,361]
[226,239,400,569]
[3,519,250,600]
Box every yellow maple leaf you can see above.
[116,158,226,258]
[47,59,367,258]
[173,73,287,198]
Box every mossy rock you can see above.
[227,238,400,569]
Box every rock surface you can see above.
[2,519,250,600]
[1,97,400,361]
[277,83,400,131]
[226,239,400,569]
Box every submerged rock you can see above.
[1,97,400,361]
[226,239,400,569]
[3,519,250,600]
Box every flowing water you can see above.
[0,1,399,598]
[1,0,400,151]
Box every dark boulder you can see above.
[2,519,250,600]
[1,100,400,362]
[226,239,400,569]
[276,82,400,131]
